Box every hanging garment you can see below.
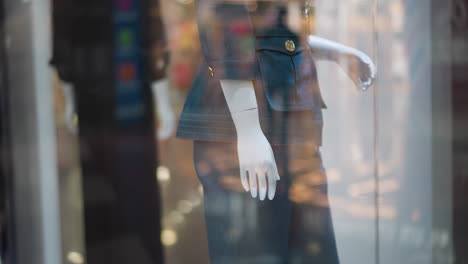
[50,0,169,83]
[176,2,327,145]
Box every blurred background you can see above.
[0,0,466,264]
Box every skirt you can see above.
[193,139,340,264]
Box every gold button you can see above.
[285,40,295,52]
[208,66,214,77]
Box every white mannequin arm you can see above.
[308,35,376,91]
[152,79,176,140]
[220,80,280,200]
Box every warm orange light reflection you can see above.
[348,179,400,197]
[219,175,245,193]
[332,198,397,219]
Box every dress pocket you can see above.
[255,34,325,112]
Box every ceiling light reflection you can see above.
[157,166,171,182]
[161,229,178,246]
[67,252,84,264]
[178,200,193,214]
[169,211,185,224]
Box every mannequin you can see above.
[60,78,176,140]
[175,2,376,263]
[221,36,375,200]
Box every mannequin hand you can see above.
[220,80,280,200]
[237,126,280,200]
[344,50,376,91]
[306,35,376,91]
[153,79,176,140]
[61,82,78,134]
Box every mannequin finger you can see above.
[271,161,280,180]
[257,169,267,201]
[267,167,277,200]
[240,167,249,192]
[248,169,258,198]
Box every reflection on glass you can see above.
[0,0,463,263]
[174,0,376,263]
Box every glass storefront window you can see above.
[0,0,465,264]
